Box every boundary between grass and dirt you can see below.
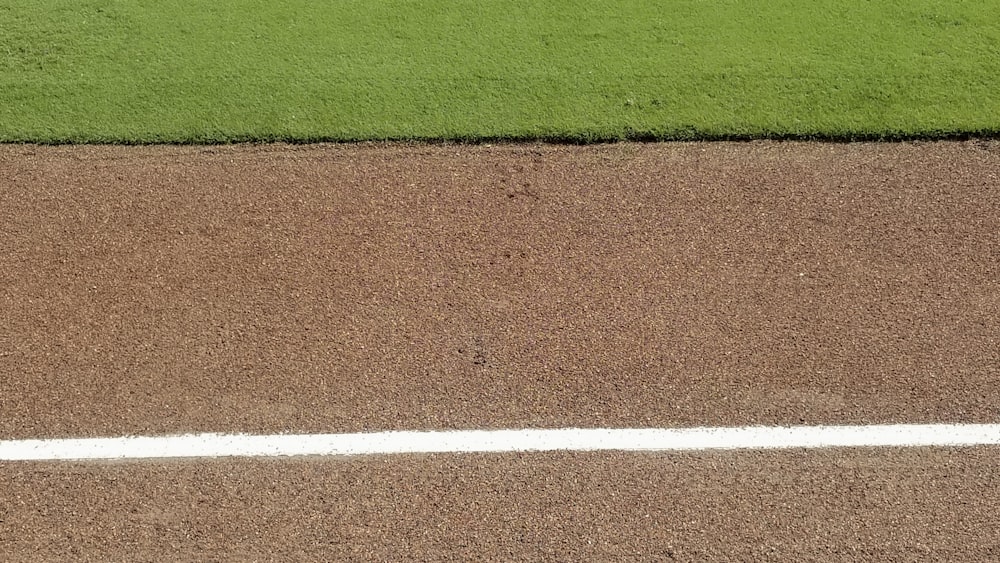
[5,129,1000,147]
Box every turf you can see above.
[2,0,999,143]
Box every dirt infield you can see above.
[1,141,999,559]
[4,449,999,560]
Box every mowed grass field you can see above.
[2,0,998,143]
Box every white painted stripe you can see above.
[1,424,998,461]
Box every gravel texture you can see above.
[1,141,998,559]
[2,449,999,561]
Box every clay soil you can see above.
[1,141,999,560]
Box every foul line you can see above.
[2,424,999,461]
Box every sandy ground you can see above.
[3,448,999,561]
[1,141,998,560]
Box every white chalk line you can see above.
[2,424,999,461]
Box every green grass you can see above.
[2,0,999,143]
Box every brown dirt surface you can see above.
[2,141,999,560]
[2,449,999,561]
[2,141,998,438]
